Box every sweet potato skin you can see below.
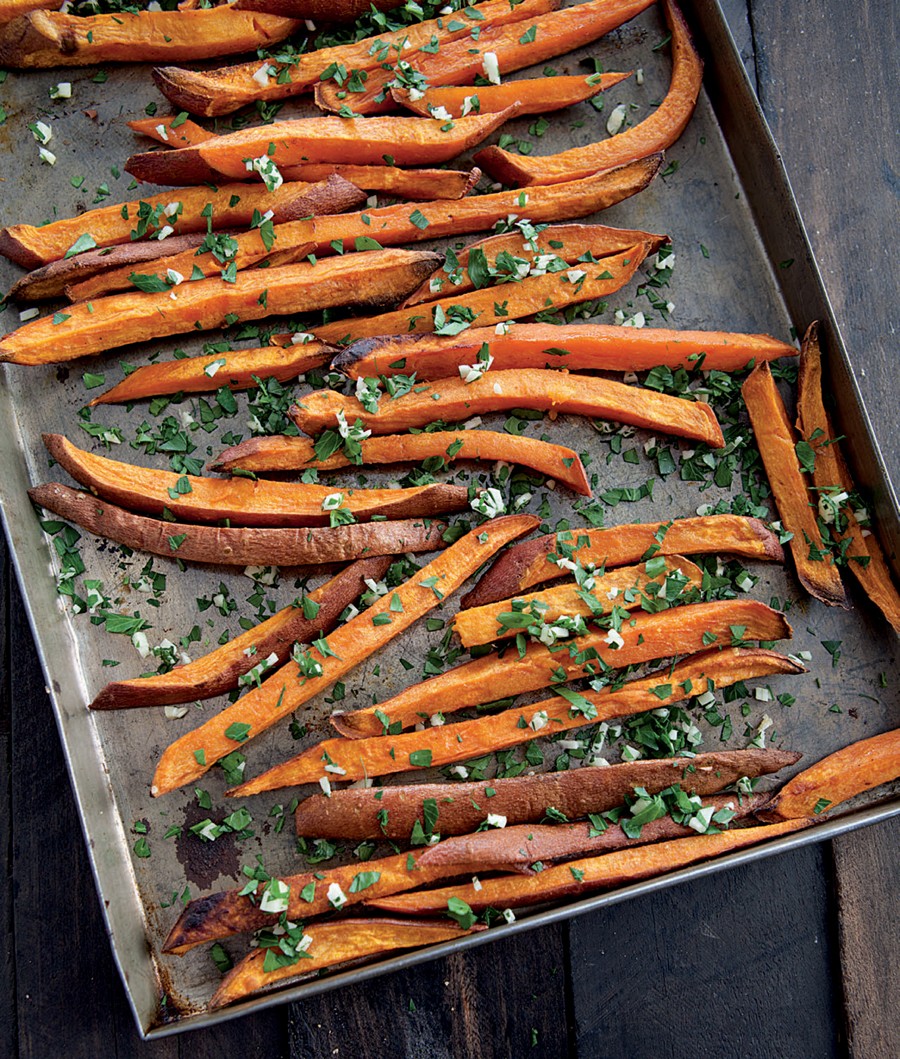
[276,165,481,201]
[742,361,847,607]
[331,323,795,380]
[227,648,804,792]
[364,820,811,916]
[42,433,468,528]
[90,344,331,405]
[795,322,900,631]
[293,749,802,839]
[0,250,442,364]
[150,516,539,795]
[0,7,299,68]
[460,514,785,608]
[210,430,592,496]
[328,598,791,739]
[757,728,900,822]
[418,793,767,870]
[29,483,447,571]
[476,0,702,186]
[85,557,390,711]
[209,918,483,1009]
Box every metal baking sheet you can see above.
[0,0,897,1038]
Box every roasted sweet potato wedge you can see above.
[43,433,467,528]
[0,0,55,27]
[328,599,791,739]
[30,483,447,573]
[291,748,802,839]
[277,164,481,201]
[331,323,795,380]
[131,110,519,187]
[0,7,299,68]
[795,322,900,631]
[128,115,216,148]
[152,0,558,117]
[757,728,900,822]
[316,0,655,116]
[84,558,390,711]
[0,249,441,364]
[364,820,811,915]
[453,556,703,648]
[398,222,668,309]
[477,0,702,186]
[6,232,208,303]
[460,514,785,608]
[0,180,327,271]
[151,515,539,795]
[90,343,331,405]
[227,648,803,791]
[290,368,725,448]
[232,0,403,22]
[164,849,455,956]
[742,361,847,607]
[209,918,483,1010]
[313,243,652,344]
[418,793,766,871]
[210,430,592,496]
[391,73,631,120]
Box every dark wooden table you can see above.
[2,2,897,1056]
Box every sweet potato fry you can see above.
[364,820,811,915]
[42,433,467,528]
[0,180,328,270]
[6,232,209,303]
[0,7,298,68]
[311,243,652,344]
[164,849,455,956]
[476,0,702,187]
[152,0,559,117]
[795,322,900,631]
[316,0,655,116]
[30,483,447,573]
[292,749,801,839]
[0,249,441,364]
[128,115,216,148]
[309,158,661,258]
[398,222,668,309]
[742,361,847,607]
[210,430,592,496]
[0,0,55,27]
[150,515,538,794]
[330,599,791,739]
[453,556,703,648]
[460,514,785,608]
[233,0,403,19]
[757,728,900,823]
[290,368,724,449]
[90,343,331,405]
[128,108,514,187]
[228,648,803,792]
[391,73,631,120]
[84,558,389,711]
[209,918,482,1010]
[331,323,795,380]
[418,793,766,871]
[281,166,480,202]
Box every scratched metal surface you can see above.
[0,0,897,1037]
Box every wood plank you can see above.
[832,818,900,1059]
[0,539,17,1057]
[287,926,570,1059]
[568,843,844,1058]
